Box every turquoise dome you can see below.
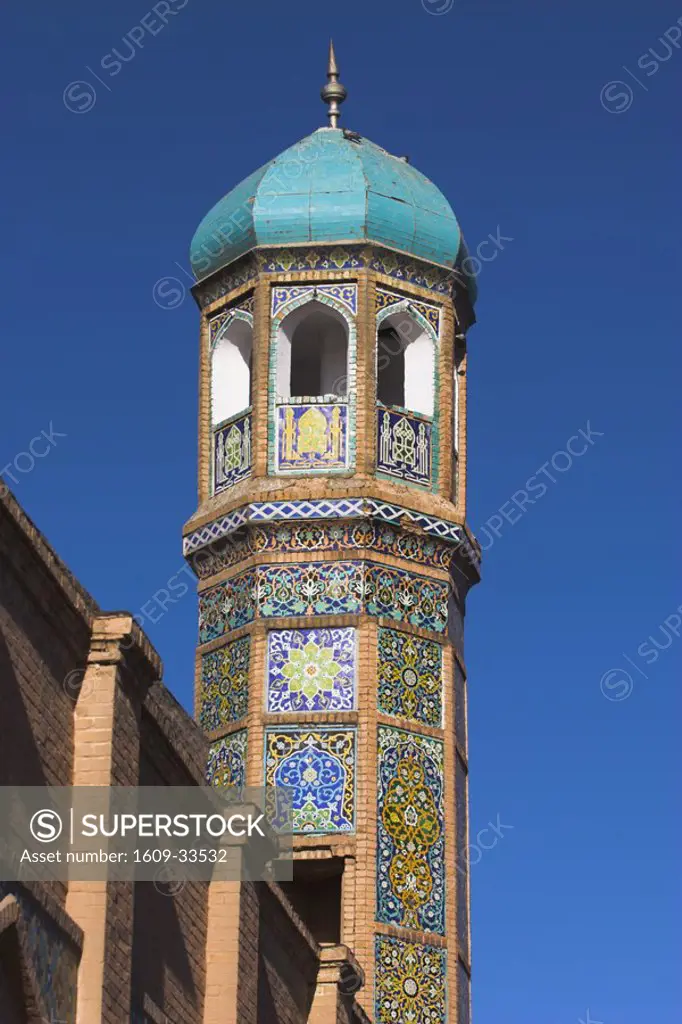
[190,127,465,281]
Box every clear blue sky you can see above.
[1,1,680,1021]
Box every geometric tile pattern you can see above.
[272,283,357,317]
[377,628,443,727]
[206,730,247,791]
[190,519,456,579]
[378,407,433,487]
[182,498,479,568]
[267,628,356,713]
[198,561,450,644]
[264,727,356,834]
[377,726,445,935]
[199,636,250,731]
[214,410,251,492]
[374,934,447,1024]
[376,286,441,335]
[276,403,348,472]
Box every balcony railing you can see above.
[377,403,433,486]
[276,397,348,473]
[213,408,252,493]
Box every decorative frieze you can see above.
[197,560,449,644]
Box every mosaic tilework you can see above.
[374,934,447,1024]
[214,411,252,491]
[272,283,357,317]
[259,561,363,617]
[276,403,348,472]
[376,287,441,336]
[207,730,247,791]
[264,728,356,833]
[257,246,364,273]
[182,497,479,567]
[378,407,432,486]
[198,571,256,644]
[189,520,455,578]
[199,636,250,731]
[371,248,454,295]
[195,256,258,308]
[377,726,445,934]
[365,563,449,634]
[455,756,470,963]
[377,628,443,727]
[194,243,459,309]
[267,627,356,713]
[198,561,448,642]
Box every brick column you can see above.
[308,945,364,1024]
[65,613,159,1024]
[203,806,279,1024]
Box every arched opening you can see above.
[276,301,348,401]
[211,316,253,426]
[376,309,435,417]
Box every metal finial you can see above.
[321,39,347,128]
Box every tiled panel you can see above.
[365,563,449,634]
[276,403,348,472]
[266,627,356,713]
[214,411,252,492]
[377,406,433,486]
[374,934,447,1024]
[377,725,445,935]
[198,571,256,644]
[199,636,250,731]
[377,627,443,728]
[264,727,356,834]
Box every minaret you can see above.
[183,46,479,1023]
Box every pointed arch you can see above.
[376,300,437,418]
[211,309,254,426]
